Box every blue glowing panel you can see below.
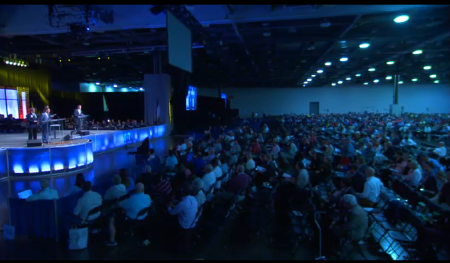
[0,149,7,179]
[51,144,88,172]
[10,179,41,197]
[86,142,94,164]
[8,148,51,175]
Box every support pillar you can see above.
[390,74,401,115]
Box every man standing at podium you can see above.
[26,107,39,140]
[40,106,51,143]
[73,104,84,132]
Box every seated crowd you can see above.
[22,112,450,259]
[85,119,149,130]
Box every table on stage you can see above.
[48,118,66,139]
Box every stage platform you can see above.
[0,124,170,177]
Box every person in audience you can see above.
[104,175,127,201]
[418,152,444,173]
[191,178,206,207]
[69,173,85,195]
[214,138,223,153]
[219,157,229,175]
[339,139,355,168]
[149,173,172,198]
[73,181,102,222]
[324,194,368,256]
[26,179,59,201]
[192,152,206,175]
[201,164,216,194]
[230,140,242,155]
[393,151,408,174]
[295,161,309,188]
[226,164,252,195]
[340,177,357,198]
[433,142,447,158]
[357,167,383,207]
[418,161,439,195]
[270,141,281,159]
[203,149,216,163]
[355,156,368,176]
[211,158,223,189]
[361,142,376,165]
[250,140,262,155]
[245,153,256,171]
[107,182,151,247]
[167,184,199,254]
[178,139,188,152]
[322,139,334,163]
[120,168,134,191]
[404,160,422,187]
[400,136,417,147]
[165,149,178,172]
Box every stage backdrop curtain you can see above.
[0,64,51,113]
[143,74,170,126]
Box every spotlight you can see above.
[340,57,348,62]
[368,68,376,72]
[113,84,118,88]
[386,61,395,65]
[363,82,369,85]
[324,62,332,66]
[373,79,379,83]
[429,74,437,78]
[434,80,439,83]
[5,61,9,64]
[331,83,336,86]
[337,80,343,84]
[412,78,418,82]
[386,76,393,80]
[307,78,312,81]
[86,27,90,31]
[423,65,432,70]
[304,82,308,84]
[311,75,316,77]
[398,81,404,84]
[317,69,323,74]
[394,15,409,23]
[98,57,101,60]
[355,74,361,77]
[412,50,422,55]
[359,43,370,49]
[95,82,100,85]
[346,77,351,80]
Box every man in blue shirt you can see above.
[106,183,151,247]
[192,152,206,175]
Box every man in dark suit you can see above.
[40,106,51,143]
[26,107,39,140]
[73,104,84,132]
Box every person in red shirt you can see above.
[250,140,262,155]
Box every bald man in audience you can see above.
[433,142,447,158]
[26,179,59,201]
[357,167,384,207]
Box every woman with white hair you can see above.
[191,178,206,206]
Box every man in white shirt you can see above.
[191,178,206,207]
[26,179,59,202]
[404,160,422,187]
[357,167,383,207]
[107,183,151,247]
[201,164,216,195]
[104,175,127,201]
[295,161,309,189]
[245,153,256,171]
[271,142,280,158]
[211,158,223,189]
[433,142,447,158]
[74,181,103,222]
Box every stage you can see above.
[0,124,170,177]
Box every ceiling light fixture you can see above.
[346,77,351,80]
[95,82,100,85]
[386,61,395,65]
[304,81,308,84]
[311,75,316,77]
[363,82,369,85]
[307,78,312,81]
[368,68,376,72]
[373,79,379,83]
[113,84,118,88]
[394,15,409,23]
[412,50,423,55]
[331,83,336,86]
[412,78,418,82]
[340,57,348,62]
[423,65,432,70]
[398,81,404,84]
[355,74,361,77]
[317,69,323,74]
[359,43,370,49]
[429,74,437,78]
[337,80,343,84]
[324,62,332,66]
[434,80,439,83]
[386,76,392,80]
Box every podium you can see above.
[75,115,90,134]
[48,118,66,139]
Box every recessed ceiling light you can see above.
[355,74,361,77]
[340,57,348,62]
[373,79,379,83]
[398,81,404,84]
[311,75,316,77]
[394,15,409,23]
[363,82,369,85]
[307,78,312,81]
[386,61,395,65]
[423,65,432,70]
[324,62,332,66]
[331,83,336,86]
[304,81,308,84]
[368,68,376,72]
[337,80,343,84]
[434,80,439,83]
[359,43,370,49]
[429,74,437,78]
[412,50,423,55]
[412,78,418,82]
[95,82,100,85]
[113,84,118,88]
[317,70,323,74]
[346,77,351,80]
[386,76,392,80]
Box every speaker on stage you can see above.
[63,134,71,141]
[27,139,43,147]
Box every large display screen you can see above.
[167,11,192,73]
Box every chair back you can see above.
[83,205,102,223]
[190,205,203,229]
[135,206,150,220]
